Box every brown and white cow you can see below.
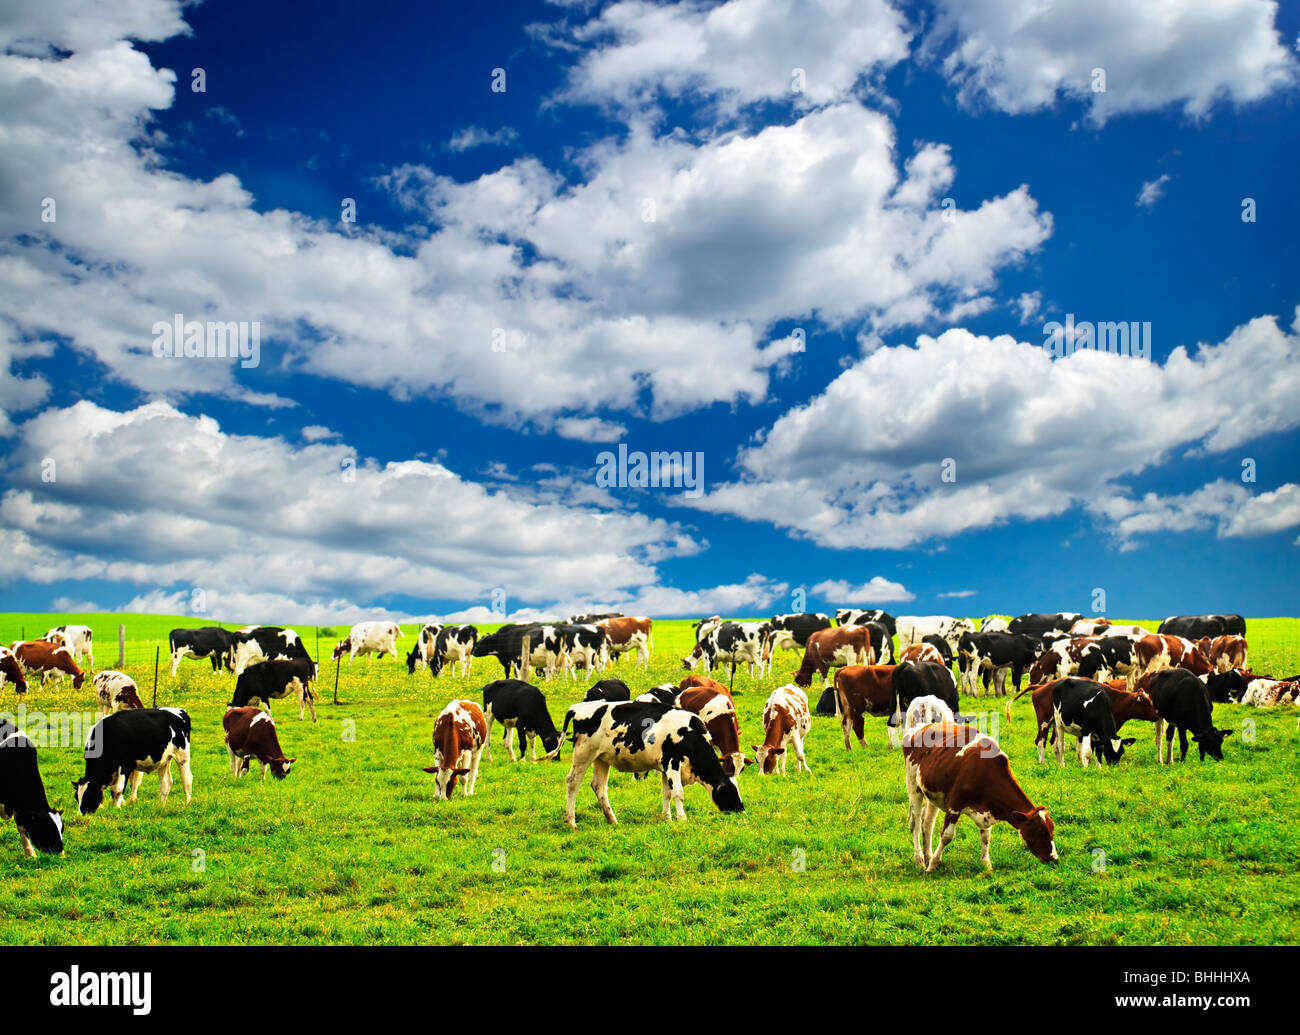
[1241,678,1300,709]
[1201,635,1248,674]
[93,671,144,717]
[1129,635,1210,691]
[833,664,897,750]
[753,684,811,776]
[598,616,653,668]
[677,673,734,701]
[0,647,28,696]
[12,641,85,689]
[677,685,750,778]
[903,723,1057,873]
[422,700,489,799]
[223,707,296,780]
[1028,637,1110,686]
[793,625,875,689]
[898,642,944,667]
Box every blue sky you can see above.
[1,0,1298,624]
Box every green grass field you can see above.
[1,612,1298,946]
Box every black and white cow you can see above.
[227,626,314,677]
[767,613,833,653]
[835,610,898,637]
[547,624,607,679]
[635,684,680,706]
[1158,614,1247,639]
[44,625,94,668]
[426,625,479,678]
[72,708,193,814]
[168,627,235,676]
[561,700,745,828]
[406,623,445,673]
[1144,668,1233,763]
[331,621,402,664]
[0,719,64,856]
[229,658,318,722]
[1203,669,1250,704]
[1008,613,1083,638]
[921,634,954,668]
[569,613,624,624]
[480,679,563,762]
[584,678,632,703]
[896,616,975,652]
[1048,678,1135,767]
[958,631,1038,696]
[682,621,772,677]
[979,616,1010,633]
[888,661,960,747]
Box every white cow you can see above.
[44,625,93,668]
[896,616,976,652]
[331,621,403,664]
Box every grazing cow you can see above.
[835,609,898,637]
[1046,678,1136,767]
[1130,634,1211,691]
[889,661,960,747]
[0,719,64,856]
[548,624,608,679]
[227,626,313,677]
[897,616,976,652]
[523,625,575,680]
[597,616,653,667]
[635,684,679,706]
[12,641,85,689]
[1242,678,1300,709]
[768,613,833,654]
[222,708,295,780]
[904,723,1057,873]
[44,625,93,668]
[406,623,445,673]
[561,701,744,828]
[331,621,403,664]
[0,647,28,695]
[1159,614,1247,639]
[979,616,1010,634]
[678,673,733,700]
[899,642,943,666]
[683,621,772,678]
[472,624,542,678]
[72,708,193,813]
[229,658,318,722]
[168,627,235,676]
[427,625,479,678]
[678,685,750,778]
[753,684,811,776]
[833,665,898,750]
[920,634,952,668]
[1027,639,1111,688]
[584,678,632,703]
[1143,669,1233,763]
[1203,669,1250,704]
[904,695,955,731]
[1008,613,1083,638]
[93,671,144,717]
[793,625,874,689]
[958,632,1038,697]
[421,700,489,799]
[1202,635,1248,674]
[480,679,563,762]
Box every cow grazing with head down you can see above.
[1141,668,1233,763]
[833,665,898,750]
[682,621,772,678]
[561,700,744,828]
[44,625,94,669]
[223,708,295,780]
[1203,669,1250,704]
[678,684,750,778]
[767,613,833,655]
[421,700,489,799]
[0,647,28,696]
[72,708,193,814]
[93,671,144,717]
[227,626,314,678]
[230,658,318,722]
[0,719,64,856]
[406,623,444,673]
[12,641,85,689]
[793,625,875,689]
[904,723,1057,873]
[168,627,234,676]
[1047,678,1136,767]
[332,621,403,664]
[425,626,479,678]
[480,679,563,762]
[753,684,811,776]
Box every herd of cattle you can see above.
[0,609,1295,873]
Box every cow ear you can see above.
[772,747,785,755]
[1009,810,1031,828]
[453,768,471,776]
[750,745,760,753]
[1218,728,1234,738]
[285,757,297,763]
[421,766,438,774]
[1121,738,1136,747]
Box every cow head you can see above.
[1009,806,1057,864]
[405,646,423,674]
[16,808,63,855]
[682,644,705,670]
[422,764,470,799]
[1100,736,1138,764]
[751,743,784,775]
[268,756,296,779]
[721,752,753,778]
[1195,727,1233,761]
[708,778,745,814]
[538,730,565,762]
[330,638,351,661]
[71,778,102,815]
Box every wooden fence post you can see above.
[118,624,125,668]
[152,647,159,707]
[333,654,340,705]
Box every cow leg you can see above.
[304,687,318,723]
[564,745,597,829]
[591,760,616,824]
[19,828,35,858]
[158,760,174,804]
[525,729,535,761]
[667,768,686,821]
[840,709,853,751]
[1177,727,1189,762]
[792,730,810,775]
[976,816,994,871]
[505,724,519,763]
[1079,734,1091,769]
[228,743,240,776]
[908,789,928,869]
[1154,717,1164,763]
[126,771,144,803]
[1165,724,1177,764]
[483,709,494,761]
[1053,719,1067,766]
[466,746,484,795]
[926,811,959,872]
[170,651,181,678]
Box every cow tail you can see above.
[1003,681,1036,722]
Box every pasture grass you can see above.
[0,613,1297,946]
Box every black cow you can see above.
[72,708,193,814]
[888,661,959,744]
[921,633,953,668]
[836,609,898,637]
[635,684,679,706]
[1009,613,1082,638]
[1204,669,1249,704]
[472,624,545,678]
[1092,635,1135,676]
[958,631,1038,696]
[1147,669,1234,762]
[815,686,839,716]
[229,658,318,722]
[168,627,235,676]
[227,626,314,677]
[584,678,632,703]
[860,621,893,665]
[0,719,64,855]
[768,613,833,653]
[480,679,563,761]
[1050,678,1135,767]
[427,625,480,677]
[1158,614,1247,639]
